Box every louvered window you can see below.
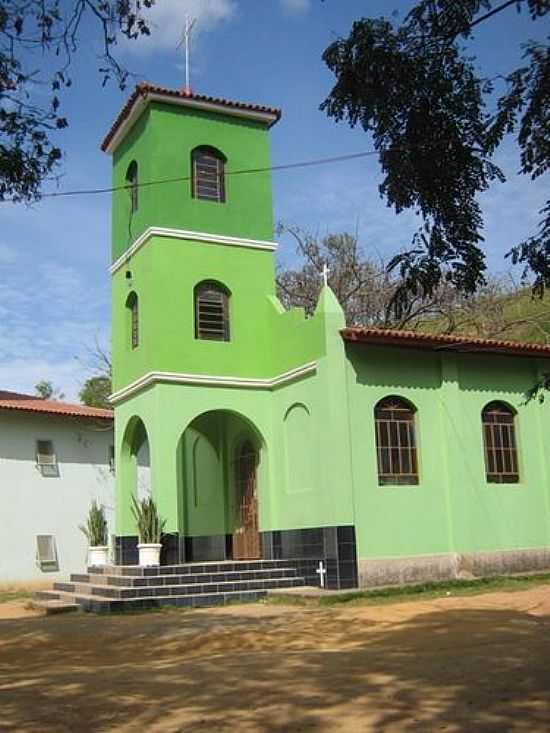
[36,534,59,570]
[192,147,226,203]
[126,161,138,213]
[375,397,418,485]
[36,440,59,477]
[126,292,139,349]
[195,282,230,341]
[482,402,519,483]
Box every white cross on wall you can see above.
[316,560,327,588]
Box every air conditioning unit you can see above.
[37,452,56,466]
[36,441,58,476]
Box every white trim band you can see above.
[110,226,278,274]
[109,361,317,404]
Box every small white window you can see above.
[36,440,59,477]
[109,445,115,474]
[36,534,59,571]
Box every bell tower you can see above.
[102,84,281,395]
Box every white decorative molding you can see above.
[104,92,279,155]
[109,361,318,404]
[110,226,278,274]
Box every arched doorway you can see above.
[178,410,265,562]
[233,440,260,560]
[117,416,151,563]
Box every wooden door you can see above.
[233,441,260,560]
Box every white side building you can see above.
[0,390,115,583]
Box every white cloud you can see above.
[0,243,18,265]
[280,0,311,14]
[0,358,83,401]
[0,251,109,400]
[125,0,236,54]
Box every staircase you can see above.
[34,559,308,613]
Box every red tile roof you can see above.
[101,82,282,152]
[0,390,113,420]
[341,327,550,358]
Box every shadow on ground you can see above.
[1,597,549,732]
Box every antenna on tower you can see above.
[178,15,197,95]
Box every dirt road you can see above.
[1,587,550,731]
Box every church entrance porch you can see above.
[178,410,264,563]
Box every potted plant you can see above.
[80,500,109,566]
[131,495,166,566]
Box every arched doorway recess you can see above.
[178,410,265,562]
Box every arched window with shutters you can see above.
[126,291,139,349]
[482,402,519,483]
[194,281,230,341]
[374,397,418,485]
[126,160,139,213]
[191,146,226,203]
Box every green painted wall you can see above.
[111,103,275,262]
[345,345,550,561]
[111,237,326,392]
[108,86,550,570]
[113,287,354,539]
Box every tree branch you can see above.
[469,0,525,31]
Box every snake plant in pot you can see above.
[80,501,109,567]
[131,495,166,566]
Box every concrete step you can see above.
[87,558,299,577]
[43,587,276,613]
[30,599,79,615]
[71,567,300,587]
[34,590,61,601]
[55,575,305,600]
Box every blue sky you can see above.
[0,0,547,399]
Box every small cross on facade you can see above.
[321,263,330,287]
[316,560,327,588]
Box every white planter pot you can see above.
[138,543,162,567]
[88,545,109,567]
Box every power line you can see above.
[2,149,384,203]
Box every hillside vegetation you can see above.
[420,289,550,344]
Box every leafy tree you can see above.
[277,224,550,338]
[77,337,112,408]
[0,0,155,202]
[321,0,549,314]
[34,379,64,400]
[79,375,111,409]
[277,224,447,328]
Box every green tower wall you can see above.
[111,103,275,263]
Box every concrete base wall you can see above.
[358,548,550,587]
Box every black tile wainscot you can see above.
[261,525,358,590]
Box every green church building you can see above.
[104,83,550,590]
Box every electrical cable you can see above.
[1,148,387,203]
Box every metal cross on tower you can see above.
[178,15,197,95]
[321,262,330,287]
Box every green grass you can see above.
[266,573,550,609]
[0,590,33,604]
